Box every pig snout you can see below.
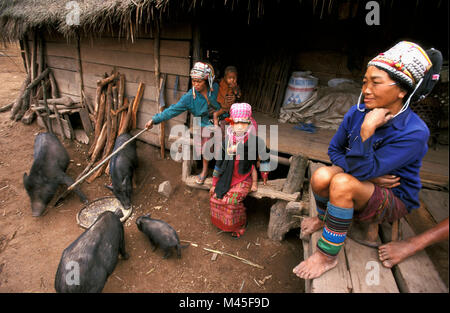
[31,201,47,217]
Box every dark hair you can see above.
[224,66,238,75]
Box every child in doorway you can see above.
[214,66,241,128]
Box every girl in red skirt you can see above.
[209,103,271,237]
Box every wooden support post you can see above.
[52,101,66,139]
[22,34,31,74]
[267,154,309,241]
[49,70,59,99]
[41,80,53,133]
[153,20,165,159]
[192,22,201,63]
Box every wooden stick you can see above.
[118,74,125,108]
[41,80,53,133]
[202,247,264,269]
[153,20,164,158]
[22,34,31,75]
[111,104,129,115]
[10,73,31,120]
[103,84,114,160]
[118,97,130,136]
[131,83,145,129]
[0,102,13,113]
[97,72,119,88]
[55,128,148,203]
[76,31,89,113]
[21,107,36,125]
[17,67,50,107]
[52,100,66,139]
[38,32,44,78]
[89,91,106,156]
[49,70,59,99]
[159,76,166,159]
[31,31,37,82]
[76,123,107,180]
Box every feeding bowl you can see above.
[77,196,132,229]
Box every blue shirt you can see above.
[328,104,430,212]
[152,82,220,128]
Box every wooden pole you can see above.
[41,79,53,133]
[76,31,87,112]
[153,19,165,159]
[55,128,148,205]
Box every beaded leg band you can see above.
[317,202,354,257]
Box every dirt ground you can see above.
[0,43,305,293]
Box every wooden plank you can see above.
[80,37,190,58]
[344,238,399,292]
[46,41,77,58]
[51,69,80,96]
[305,162,352,293]
[184,175,300,202]
[380,220,448,293]
[419,189,449,223]
[79,47,190,76]
[47,55,78,72]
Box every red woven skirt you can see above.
[209,176,252,232]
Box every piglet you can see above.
[136,214,188,259]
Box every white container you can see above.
[282,71,318,107]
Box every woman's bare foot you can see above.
[251,183,258,192]
[378,238,418,268]
[293,251,338,279]
[300,216,325,239]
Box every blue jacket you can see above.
[152,82,220,127]
[328,104,429,212]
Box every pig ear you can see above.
[122,176,130,187]
[23,173,28,186]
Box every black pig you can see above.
[136,214,188,259]
[23,132,87,216]
[54,209,128,293]
[106,133,137,210]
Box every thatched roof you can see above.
[1,0,445,43]
[0,0,173,41]
[1,0,318,41]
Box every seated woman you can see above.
[145,61,220,185]
[209,103,270,238]
[293,41,442,280]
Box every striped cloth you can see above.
[317,202,354,257]
[210,175,252,232]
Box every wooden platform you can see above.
[303,162,448,293]
[253,112,449,190]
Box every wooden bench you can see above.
[302,161,448,293]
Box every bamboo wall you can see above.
[27,22,192,148]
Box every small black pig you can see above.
[23,132,87,216]
[106,133,137,210]
[136,214,188,259]
[54,209,128,293]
